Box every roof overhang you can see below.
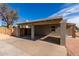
[17,18,63,26]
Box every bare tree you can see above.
[0,3,18,28]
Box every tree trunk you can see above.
[7,24,9,28]
[7,24,12,28]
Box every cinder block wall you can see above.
[0,25,72,37]
[35,25,51,35]
[35,25,72,37]
[66,26,72,36]
[48,26,72,36]
[50,26,60,36]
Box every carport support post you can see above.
[31,25,35,40]
[60,20,66,45]
[16,26,20,37]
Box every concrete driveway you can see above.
[0,34,67,56]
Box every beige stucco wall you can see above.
[0,27,14,35]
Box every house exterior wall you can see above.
[34,24,72,37]
[50,26,60,36]
[35,25,51,35]
[66,26,72,36]
[0,24,73,38]
[35,25,60,36]
[52,26,72,36]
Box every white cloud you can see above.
[48,4,79,27]
[48,4,79,18]
[26,19,29,22]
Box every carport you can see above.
[17,17,68,45]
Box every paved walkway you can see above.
[0,34,67,56]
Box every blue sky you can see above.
[0,3,79,27]
[8,3,65,22]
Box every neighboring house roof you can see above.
[67,23,76,26]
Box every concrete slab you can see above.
[9,39,67,56]
[0,33,67,56]
[0,41,29,56]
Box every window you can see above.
[51,26,56,31]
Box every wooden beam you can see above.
[18,18,62,26]
[60,20,66,45]
[32,20,61,25]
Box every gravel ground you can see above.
[66,32,79,56]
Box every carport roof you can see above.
[17,17,63,26]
